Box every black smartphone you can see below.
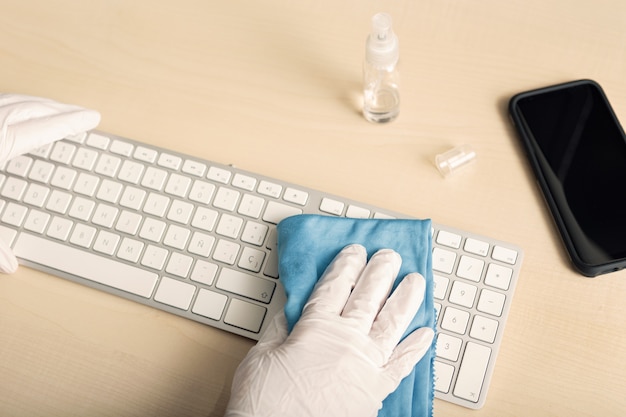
[509,79,626,277]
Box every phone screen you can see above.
[509,80,626,276]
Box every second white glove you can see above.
[0,94,100,273]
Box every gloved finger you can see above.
[369,272,426,357]
[0,95,86,124]
[341,249,401,333]
[254,310,289,353]
[0,94,58,107]
[0,98,100,162]
[302,244,367,316]
[0,238,18,274]
[382,326,434,386]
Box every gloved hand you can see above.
[0,94,100,273]
[225,244,435,417]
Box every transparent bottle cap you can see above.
[366,13,399,68]
[435,144,477,177]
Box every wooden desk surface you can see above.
[1,0,625,416]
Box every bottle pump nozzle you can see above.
[366,13,399,68]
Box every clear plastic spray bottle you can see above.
[363,13,400,123]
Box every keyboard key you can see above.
[47,216,73,241]
[258,180,282,198]
[191,207,218,232]
[213,187,240,211]
[456,255,484,282]
[6,156,32,177]
[216,213,244,239]
[115,210,142,235]
[23,210,50,234]
[238,246,265,273]
[51,166,78,190]
[207,166,231,184]
[164,173,192,197]
[23,183,50,208]
[139,217,167,242]
[492,245,518,265]
[432,247,456,274]
[72,148,99,171]
[188,180,215,204]
[433,274,449,300]
[50,142,76,164]
[69,223,97,248]
[28,160,54,183]
[154,277,196,310]
[163,224,191,250]
[470,315,499,343]
[1,177,28,200]
[72,172,98,195]
[86,133,111,150]
[346,205,371,219]
[144,193,170,217]
[188,232,215,257]
[119,186,146,210]
[182,160,207,177]
[190,260,219,286]
[283,187,308,206]
[167,200,194,224]
[241,221,268,246]
[453,342,491,403]
[118,160,145,184]
[141,167,168,191]
[436,333,463,361]
[262,201,302,224]
[0,226,17,246]
[96,179,123,203]
[213,239,240,265]
[484,263,513,290]
[1,203,28,227]
[117,237,144,263]
[224,298,266,333]
[68,197,96,221]
[165,252,194,278]
[319,197,344,216]
[477,289,506,316]
[238,194,265,218]
[441,306,470,335]
[110,139,134,157]
[141,245,169,270]
[93,230,121,256]
[464,238,489,256]
[94,154,121,177]
[192,289,227,320]
[436,230,462,248]
[232,173,257,191]
[133,146,158,163]
[434,361,455,394]
[157,153,182,170]
[13,233,158,298]
[448,281,478,308]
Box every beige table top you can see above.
[1,1,625,416]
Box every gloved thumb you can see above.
[254,311,289,353]
[0,237,18,274]
[382,327,434,386]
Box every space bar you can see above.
[13,233,159,298]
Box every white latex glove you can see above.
[225,244,435,417]
[0,94,100,273]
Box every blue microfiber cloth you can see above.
[276,214,435,417]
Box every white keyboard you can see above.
[0,130,523,409]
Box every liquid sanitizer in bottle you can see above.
[363,13,400,123]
